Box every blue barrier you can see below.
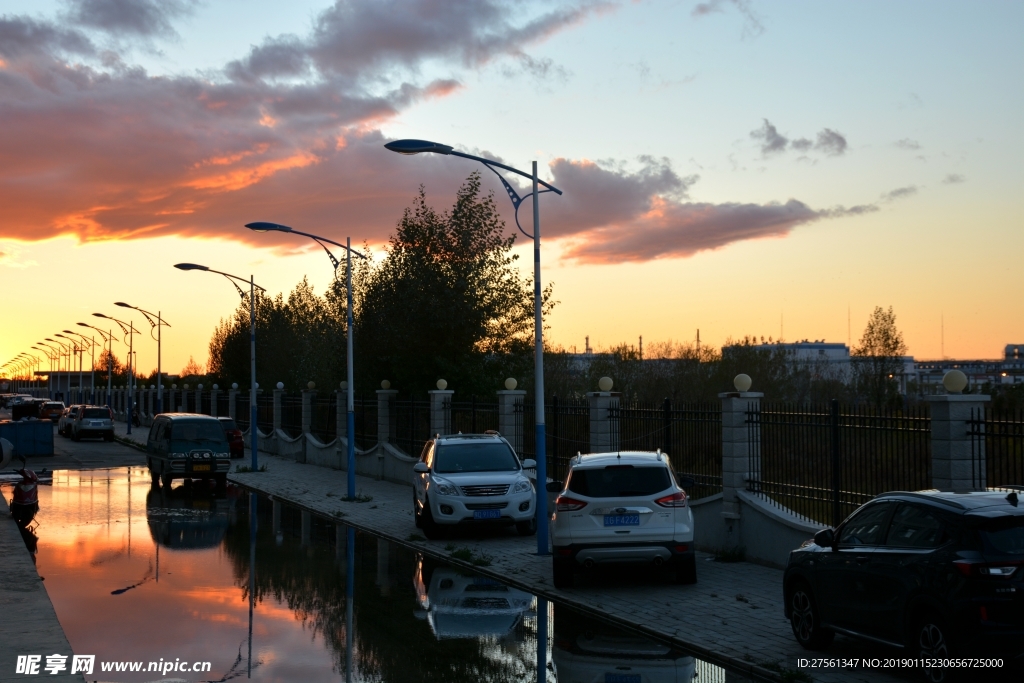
[0,420,54,456]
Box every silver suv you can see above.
[549,451,696,588]
[71,405,115,441]
[413,433,537,539]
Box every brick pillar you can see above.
[228,387,237,420]
[377,389,398,444]
[427,389,453,439]
[336,388,347,441]
[587,391,620,453]
[302,388,314,434]
[926,394,991,491]
[273,387,284,433]
[719,390,763,542]
[497,389,526,454]
[196,385,204,415]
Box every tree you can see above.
[179,355,206,383]
[852,305,907,408]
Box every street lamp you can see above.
[174,263,266,471]
[384,138,563,554]
[31,346,55,398]
[45,337,72,400]
[116,303,171,414]
[55,333,86,404]
[63,330,96,403]
[244,221,367,500]
[78,323,117,408]
[94,313,140,434]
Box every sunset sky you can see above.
[1,0,1021,381]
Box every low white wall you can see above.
[275,429,304,460]
[305,435,339,469]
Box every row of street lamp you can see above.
[2,139,560,555]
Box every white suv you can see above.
[413,433,537,539]
[549,451,696,588]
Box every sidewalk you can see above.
[216,445,907,683]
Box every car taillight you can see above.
[555,495,587,512]
[655,491,688,507]
[953,560,1021,579]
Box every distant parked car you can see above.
[412,432,537,539]
[71,405,115,441]
[549,451,697,588]
[58,405,83,436]
[146,413,231,489]
[216,417,244,459]
[783,490,1024,682]
[39,401,65,422]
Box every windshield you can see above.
[568,465,672,498]
[218,419,238,431]
[170,420,228,447]
[975,515,1024,555]
[433,443,520,474]
[82,408,110,419]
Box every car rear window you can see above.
[82,408,111,419]
[433,443,520,473]
[974,515,1024,556]
[44,403,63,409]
[567,465,672,498]
[218,419,238,431]
[171,420,227,444]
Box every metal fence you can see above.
[236,392,251,432]
[609,399,722,500]
[970,407,1024,490]
[257,393,273,434]
[393,397,431,458]
[746,400,932,527]
[352,394,377,451]
[514,396,590,482]
[280,394,303,438]
[216,392,230,419]
[310,395,337,443]
[446,396,500,435]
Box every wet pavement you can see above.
[3,466,751,683]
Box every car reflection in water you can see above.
[146,481,239,550]
[413,555,534,640]
[553,604,697,683]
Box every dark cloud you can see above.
[63,0,198,38]
[750,119,788,155]
[814,128,847,156]
[0,16,95,60]
[894,138,921,151]
[791,137,813,151]
[881,186,918,202]
[692,0,764,38]
[942,173,965,184]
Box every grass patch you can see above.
[406,533,426,542]
[444,543,457,552]
[234,464,268,473]
[446,546,493,567]
[758,661,813,683]
[342,492,373,503]
[331,510,347,519]
[714,546,746,563]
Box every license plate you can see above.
[605,675,640,683]
[191,464,211,472]
[473,509,501,520]
[603,514,640,527]
[90,421,102,427]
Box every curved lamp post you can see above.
[78,323,117,408]
[55,334,85,403]
[30,346,54,398]
[63,331,96,403]
[174,263,266,471]
[116,303,171,414]
[383,138,563,555]
[94,313,139,433]
[244,221,366,500]
[45,337,72,400]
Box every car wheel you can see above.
[516,517,537,536]
[674,554,698,585]
[215,473,228,489]
[914,614,955,683]
[149,468,158,486]
[161,473,173,489]
[71,430,80,442]
[552,557,574,589]
[420,497,443,540]
[413,491,423,529]
[789,581,834,650]
[104,432,113,442]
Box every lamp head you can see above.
[45,338,56,342]
[55,334,67,339]
[63,329,75,334]
[93,313,109,319]
[173,263,209,271]
[245,222,292,233]
[76,322,89,328]
[114,302,131,308]
[384,139,453,156]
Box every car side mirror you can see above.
[545,481,563,493]
[413,462,429,474]
[813,528,835,548]
[521,459,536,469]
[677,475,695,489]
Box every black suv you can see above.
[784,490,1024,680]
[146,414,231,488]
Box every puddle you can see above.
[4,467,748,682]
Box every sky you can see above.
[1,0,1022,382]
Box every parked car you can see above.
[549,451,696,588]
[58,405,83,436]
[784,489,1024,681]
[146,413,231,488]
[412,432,537,539]
[71,405,115,441]
[413,561,533,640]
[216,417,244,459]
[39,401,65,422]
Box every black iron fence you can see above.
[970,407,1024,490]
[609,399,722,500]
[746,400,931,527]
[216,391,230,419]
[446,396,500,435]
[280,394,303,438]
[352,394,377,451]
[257,393,273,433]
[310,394,337,443]
[392,397,431,458]
[514,396,590,482]
[236,392,252,432]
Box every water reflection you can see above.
[4,467,744,683]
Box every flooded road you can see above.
[5,467,748,682]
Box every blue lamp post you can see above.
[174,263,266,472]
[116,303,170,414]
[244,221,367,501]
[383,138,563,555]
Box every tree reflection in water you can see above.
[222,496,550,682]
